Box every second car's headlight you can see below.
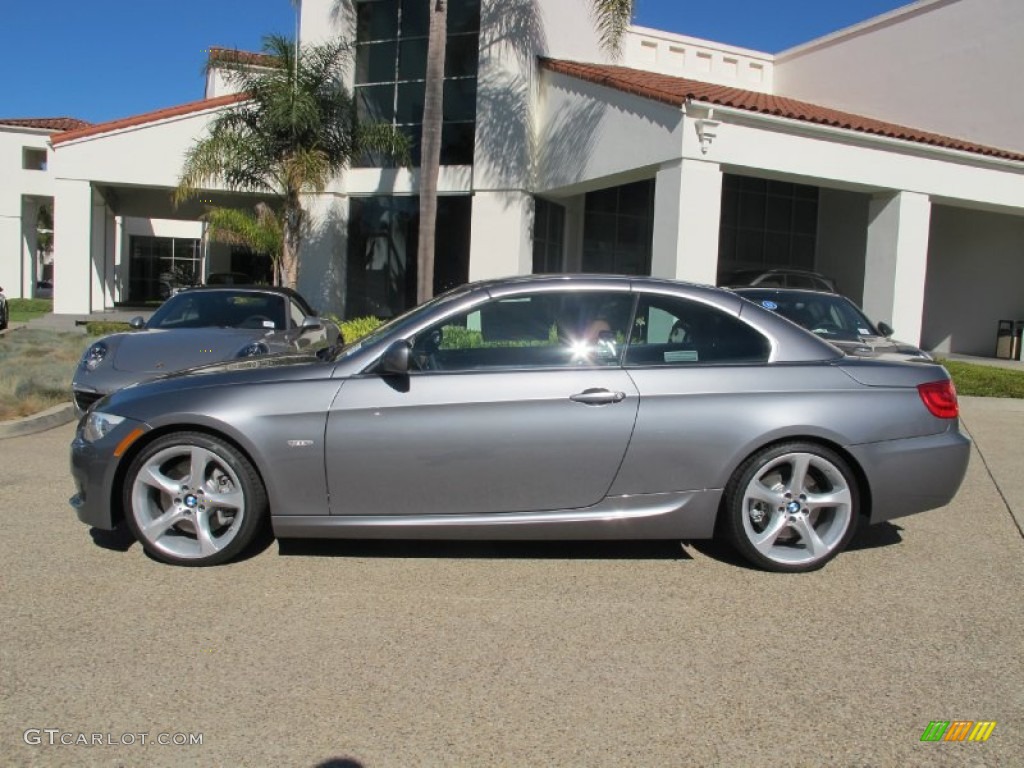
[81,411,125,443]
[236,341,269,358]
[81,341,108,371]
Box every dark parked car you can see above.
[733,287,931,361]
[721,268,838,293]
[0,286,7,330]
[71,286,340,414]
[70,275,969,572]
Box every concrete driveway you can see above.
[1,399,1021,767]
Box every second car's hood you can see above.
[111,328,270,373]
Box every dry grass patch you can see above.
[0,329,88,420]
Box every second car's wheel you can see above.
[123,432,268,566]
[723,442,860,573]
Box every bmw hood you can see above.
[111,329,269,373]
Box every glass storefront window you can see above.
[582,180,655,276]
[127,236,202,303]
[353,0,480,167]
[718,175,820,276]
[346,195,472,319]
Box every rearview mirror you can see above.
[129,316,145,330]
[877,321,894,337]
[378,340,412,375]
[301,316,323,331]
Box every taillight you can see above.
[917,379,959,419]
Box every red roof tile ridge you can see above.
[0,117,93,131]
[539,58,1024,163]
[51,93,249,145]
[207,47,279,67]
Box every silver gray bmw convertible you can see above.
[71,286,339,413]
[70,275,970,572]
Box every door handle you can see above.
[570,388,626,405]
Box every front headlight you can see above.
[236,341,269,358]
[81,411,125,443]
[81,341,108,371]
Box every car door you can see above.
[324,289,640,516]
[611,292,775,495]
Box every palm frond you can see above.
[590,0,634,57]
[203,205,282,258]
[356,122,412,167]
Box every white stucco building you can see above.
[3,0,1023,356]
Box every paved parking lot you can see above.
[1,400,1021,767]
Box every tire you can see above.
[0,303,7,330]
[123,432,268,566]
[723,441,860,573]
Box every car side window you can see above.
[626,295,770,366]
[409,291,635,371]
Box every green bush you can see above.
[330,315,384,344]
[86,321,133,336]
[7,298,53,322]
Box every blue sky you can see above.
[1,0,910,124]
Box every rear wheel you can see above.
[724,442,859,572]
[123,432,268,566]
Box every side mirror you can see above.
[877,321,894,337]
[301,315,323,331]
[129,316,145,330]
[378,340,412,375]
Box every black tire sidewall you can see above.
[123,431,268,567]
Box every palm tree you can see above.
[414,0,635,303]
[416,1,449,305]
[203,203,283,284]
[176,34,406,290]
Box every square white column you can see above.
[297,193,349,317]
[53,179,94,315]
[92,194,115,311]
[469,191,533,281]
[863,191,932,345]
[651,158,722,285]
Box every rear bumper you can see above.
[848,427,971,524]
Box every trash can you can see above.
[995,319,1024,360]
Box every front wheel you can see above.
[123,432,268,566]
[723,442,860,573]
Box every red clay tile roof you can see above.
[207,47,279,68]
[51,93,248,145]
[541,59,1024,163]
[0,117,92,132]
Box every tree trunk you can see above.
[417,0,447,305]
[281,198,302,289]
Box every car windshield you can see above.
[147,290,287,331]
[737,290,878,341]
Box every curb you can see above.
[0,402,77,439]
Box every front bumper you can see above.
[848,426,972,524]
[69,416,149,530]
